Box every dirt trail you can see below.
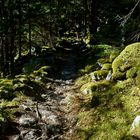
[7,51,80,140]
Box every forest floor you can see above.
[4,50,81,140]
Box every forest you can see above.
[0,0,140,140]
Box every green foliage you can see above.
[13,73,45,100]
[0,64,48,101]
[0,79,15,100]
[97,58,110,64]
[33,66,50,77]
[87,44,112,58]
[0,110,6,122]
[78,65,95,75]
[22,58,47,74]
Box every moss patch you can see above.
[109,49,120,63]
[101,63,112,70]
[112,42,140,80]
[92,70,109,80]
[126,67,137,79]
[97,58,110,65]
[76,77,140,140]
[80,80,111,95]
[75,74,92,87]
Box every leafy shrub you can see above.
[0,79,15,100]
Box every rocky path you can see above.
[7,52,79,140]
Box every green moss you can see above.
[92,70,109,80]
[33,65,50,76]
[120,63,132,72]
[75,74,92,86]
[130,126,140,138]
[101,63,112,70]
[80,80,110,94]
[97,58,110,65]
[79,65,94,74]
[114,78,135,91]
[0,99,20,108]
[109,49,120,63]
[135,75,140,86]
[0,79,15,100]
[76,77,140,140]
[94,44,112,57]
[112,42,140,80]
[126,67,137,79]
[13,74,45,100]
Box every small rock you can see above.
[106,70,112,80]
[20,130,29,137]
[130,115,140,137]
[90,73,96,82]
[20,104,31,111]
[13,111,23,117]
[13,135,22,140]
[131,115,140,130]
[24,129,41,140]
[19,115,37,127]
[12,97,21,102]
[26,99,35,106]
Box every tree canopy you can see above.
[0,0,139,76]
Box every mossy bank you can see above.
[74,42,140,140]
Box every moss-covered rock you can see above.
[76,77,140,140]
[112,42,140,80]
[75,74,92,86]
[129,115,140,138]
[126,67,137,79]
[79,65,94,74]
[80,80,110,94]
[97,58,110,65]
[91,70,109,80]
[101,63,112,70]
[114,78,135,92]
[109,49,120,63]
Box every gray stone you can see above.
[90,73,96,82]
[24,130,38,140]
[130,115,140,138]
[106,70,112,80]
[13,135,22,140]
[20,104,32,111]
[19,115,36,127]
[131,115,140,131]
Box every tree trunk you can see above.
[0,0,4,76]
[90,0,98,34]
[28,0,32,56]
[18,0,22,58]
[9,0,15,76]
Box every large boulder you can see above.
[112,42,140,80]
